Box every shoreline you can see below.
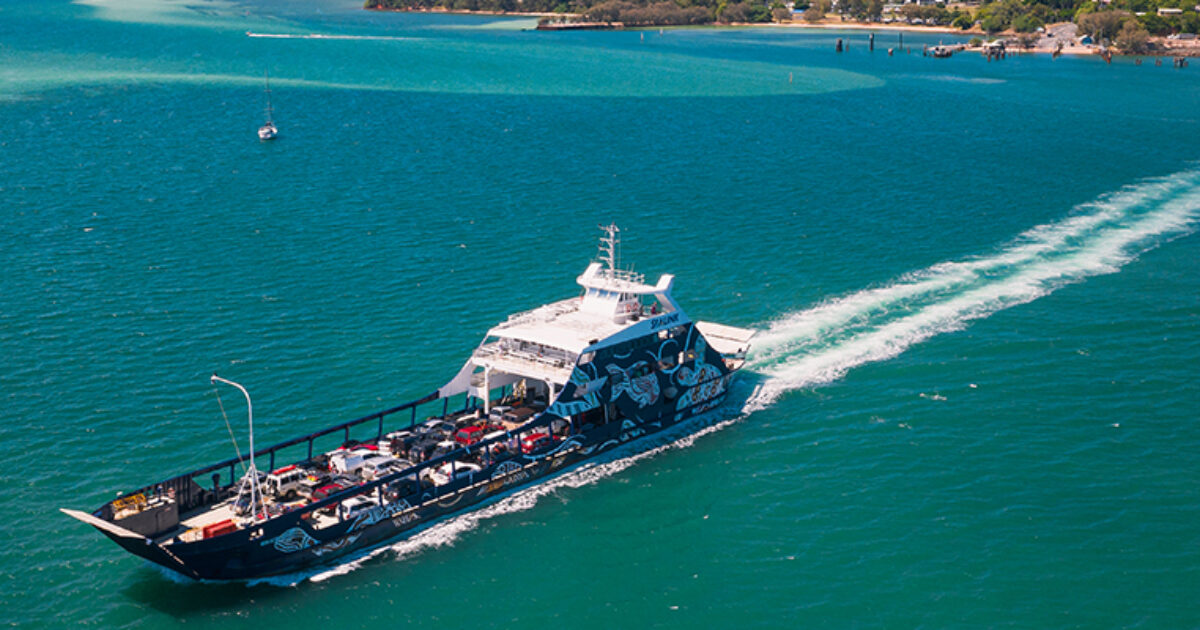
[367,6,568,17]
[365,6,1200,56]
[763,20,981,35]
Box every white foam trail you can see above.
[750,176,1188,365]
[745,170,1200,409]
[247,169,1199,586]
[245,32,419,41]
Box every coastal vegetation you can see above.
[366,0,1200,50]
[366,0,776,23]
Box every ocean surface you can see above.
[2,0,1199,627]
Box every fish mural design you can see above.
[674,335,724,412]
[265,527,319,554]
[547,364,607,417]
[606,361,660,408]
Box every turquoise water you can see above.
[3,0,1200,626]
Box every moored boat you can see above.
[63,224,755,581]
[258,70,277,140]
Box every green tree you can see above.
[841,0,866,18]
[1182,11,1200,33]
[1115,18,1150,51]
[1011,13,1043,31]
[1076,9,1130,39]
[980,13,1006,32]
[1139,13,1171,35]
[952,12,974,29]
[803,0,826,21]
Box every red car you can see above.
[455,425,485,446]
[310,481,352,513]
[520,432,557,454]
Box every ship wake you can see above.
[743,168,1200,410]
[256,168,1200,587]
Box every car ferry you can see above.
[63,225,755,581]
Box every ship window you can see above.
[579,352,594,364]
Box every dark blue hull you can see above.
[118,383,733,581]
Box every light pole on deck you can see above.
[211,374,264,522]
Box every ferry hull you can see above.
[83,382,733,581]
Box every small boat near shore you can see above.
[63,224,755,581]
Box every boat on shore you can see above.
[63,225,755,581]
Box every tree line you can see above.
[368,0,785,24]
[367,0,1200,41]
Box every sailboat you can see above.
[258,71,277,141]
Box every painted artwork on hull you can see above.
[547,323,733,425]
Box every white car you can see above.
[263,465,305,500]
[487,406,512,423]
[359,456,401,481]
[337,495,377,521]
[425,461,482,487]
[329,448,376,475]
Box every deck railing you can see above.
[110,389,444,516]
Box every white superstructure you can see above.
[439,224,750,412]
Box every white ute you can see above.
[264,466,305,500]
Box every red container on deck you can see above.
[202,519,238,539]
